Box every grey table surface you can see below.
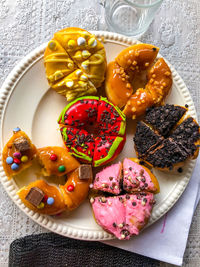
[0,0,200,266]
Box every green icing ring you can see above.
[93,136,124,167]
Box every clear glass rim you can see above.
[124,0,163,8]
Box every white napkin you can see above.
[103,156,200,266]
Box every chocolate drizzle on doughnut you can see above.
[134,121,163,157]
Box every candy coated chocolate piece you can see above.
[13,127,21,133]
[37,202,45,209]
[13,152,21,158]
[43,195,48,203]
[67,184,74,192]
[21,155,28,163]
[78,164,93,180]
[47,197,55,205]
[11,163,19,170]
[13,137,31,152]
[14,158,21,164]
[6,156,13,165]
[50,154,57,161]
[25,187,45,207]
[58,165,66,172]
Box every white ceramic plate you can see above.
[0,31,197,241]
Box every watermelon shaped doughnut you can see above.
[58,96,126,167]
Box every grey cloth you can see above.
[9,233,159,267]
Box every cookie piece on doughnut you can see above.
[37,146,80,177]
[134,121,163,158]
[93,162,122,195]
[170,117,200,158]
[2,128,37,179]
[98,97,126,136]
[60,126,95,164]
[93,135,126,167]
[60,166,92,211]
[145,104,187,136]
[123,158,159,193]
[52,69,97,101]
[44,39,76,85]
[17,180,66,215]
[145,138,189,170]
[58,96,99,127]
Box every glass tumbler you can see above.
[104,0,163,37]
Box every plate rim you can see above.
[0,30,197,241]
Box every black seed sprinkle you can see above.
[132,202,137,206]
[177,167,183,173]
[113,222,117,228]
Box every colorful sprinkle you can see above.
[14,158,21,164]
[58,165,66,172]
[21,155,28,163]
[67,184,74,192]
[37,202,45,209]
[6,156,13,165]
[43,195,48,203]
[47,197,54,205]
[11,163,19,170]
[50,154,57,161]
[13,152,21,158]
[13,127,21,133]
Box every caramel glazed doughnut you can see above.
[2,128,93,215]
[105,44,173,119]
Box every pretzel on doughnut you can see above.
[105,44,172,119]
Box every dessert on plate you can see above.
[91,158,159,239]
[44,27,106,101]
[2,127,37,179]
[105,44,172,119]
[18,164,93,215]
[58,96,126,167]
[134,104,200,170]
[2,129,93,215]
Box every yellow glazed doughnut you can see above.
[44,27,106,101]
